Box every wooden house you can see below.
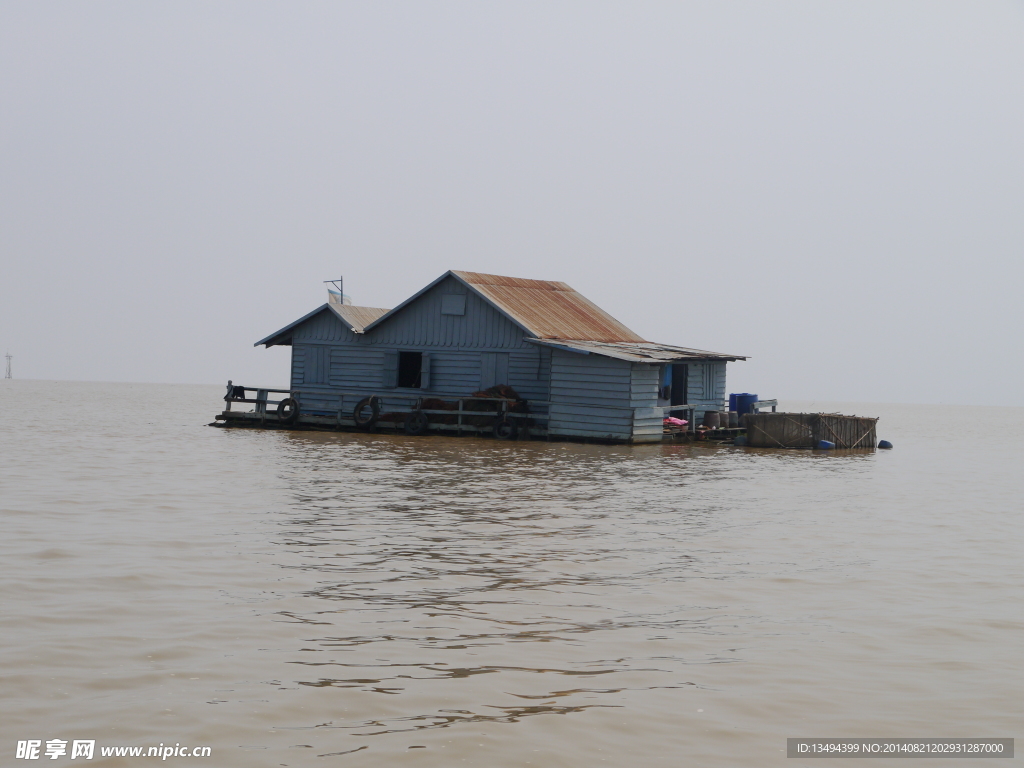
[253,270,746,443]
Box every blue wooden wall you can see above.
[545,350,664,442]
[547,350,633,441]
[277,275,728,441]
[630,364,664,442]
[365,275,532,349]
[686,361,727,418]
[285,275,549,408]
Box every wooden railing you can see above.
[222,381,549,428]
[222,383,296,414]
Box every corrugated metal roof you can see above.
[262,271,748,362]
[254,304,390,346]
[527,338,747,363]
[451,271,647,343]
[331,304,390,333]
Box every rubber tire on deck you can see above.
[493,417,518,440]
[353,397,380,429]
[277,397,300,424]
[404,410,429,436]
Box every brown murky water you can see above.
[1,380,1021,767]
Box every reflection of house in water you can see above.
[254,270,746,443]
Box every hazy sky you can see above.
[2,1,1022,404]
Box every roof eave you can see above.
[525,337,748,363]
[254,304,335,347]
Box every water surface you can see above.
[1,381,1020,766]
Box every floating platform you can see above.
[213,409,758,446]
[212,385,726,444]
[212,387,877,450]
[213,387,538,440]
[213,408,535,439]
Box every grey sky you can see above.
[2,1,1022,404]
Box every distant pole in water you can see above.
[4,352,10,379]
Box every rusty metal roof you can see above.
[526,338,747,363]
[450,271,647,343]
[264,271,748,362]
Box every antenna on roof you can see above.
[324,276,352,305]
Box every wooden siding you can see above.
[366,274,531,349]
[304,345,330,384]
[286,308,730,442]
[686,361,727,416]
[480,352,510,390]
[291,308,360,343]
[431,351,481,394]
[508,349,549,405]
[547,349,633,440]
[291,345,305,390]
[291,343,550,404]
[330,347,385,390]
[276,276,606,417]
[630,363,663,442]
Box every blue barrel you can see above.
[731,393,758,415]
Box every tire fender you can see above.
[404,410,429,436]
[353,397,380,429]
[277,397,300,424]
[493,417,517,440]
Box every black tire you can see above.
[493,417,518,440]
[404,410,429,436]
[277,397,300,424]
[353,397,380,429]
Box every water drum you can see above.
[733,393,758,415]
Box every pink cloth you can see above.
[663,417,688,426]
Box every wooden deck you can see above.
[212,385,791,445]
[213,408,538,437]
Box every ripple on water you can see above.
[1,382,1022,766]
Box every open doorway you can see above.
[397,352,423,388]
[670,364,688,406]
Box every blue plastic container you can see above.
[817,440,835,450]
[731,393,759,415]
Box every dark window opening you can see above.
[670,364,689,406]
[397,351,423,388]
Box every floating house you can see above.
[248,270,746,443]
